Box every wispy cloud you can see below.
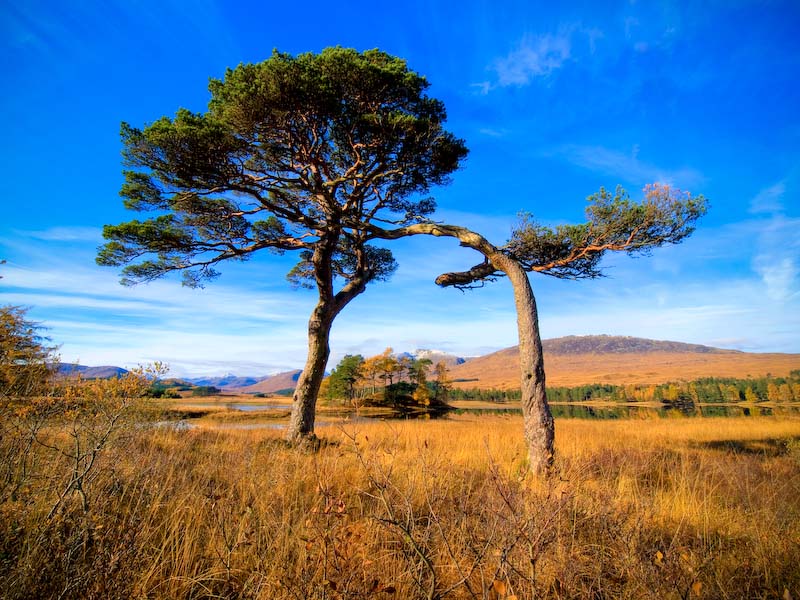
[493,33,572,87]
[478,127,509,138]
[753,257,799,302]
[749,181,786,214]
[22,226,103,242]
[551,144,705,187]
[751,213,800,301]
[479,24,604,93]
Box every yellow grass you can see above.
[2,415,799,599]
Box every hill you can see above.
[448,335,800,389]
[185,374,266,389]
[238,370,303,394]
[541,335,734,355]
[57,364,129,379]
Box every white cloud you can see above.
[484,24,605,91]
[753,257,798,301]
[552,144,705,188]
[750,213,800,301]
[493,33,571,87]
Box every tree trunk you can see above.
[286,298,336,444]
[285,234,370,444]
[374,222,555,473]
[495,256,555,473]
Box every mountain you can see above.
[57,363,129,379]
[412,349,467,368]
[237,370,303,394]
[448,335,800,389]
[185,374,266,389]
[541,335,734,355]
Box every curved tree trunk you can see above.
[494,255,554,473]
[286,298,336,443]
[286,235,370,444]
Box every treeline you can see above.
[323,349,452,409]
[453,371,800,404]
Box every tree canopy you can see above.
[97,48,468,442]
[97,47,467,289]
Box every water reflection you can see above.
[448,403,800,419]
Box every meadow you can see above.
[2,402,799,599]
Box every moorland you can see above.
[2,332,800,599]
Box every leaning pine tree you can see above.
[97,48,467,443]
[364,184,707,473]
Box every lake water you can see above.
[157,402,800,432]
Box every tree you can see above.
[365,184,707,473]
[97,48,467,443]
[0,306,57,399]
[327,354,364,406]
[432,361,452,405]
[372,348,405,406]
[408,357,433,406]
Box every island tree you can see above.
[97,48,467,442]
[364,184,707,473]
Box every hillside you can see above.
[237,370,303,394]
[449,335,800,389]
[57,364,129,379]
[541,335,735,355]
[185,374,265,389]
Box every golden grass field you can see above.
[450,350,800,388]
[2,410,799,599]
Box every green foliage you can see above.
[144,383,181,398]
[327,354,364,405]
[98,47,467,289]
[191,385,221,396]
[507,184,708,280]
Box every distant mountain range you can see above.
[60,336,800,391]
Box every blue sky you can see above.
[1,0,799,376]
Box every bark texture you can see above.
[286,300,335,443]
[495,255,554,473]
[286,236,370,444]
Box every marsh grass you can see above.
[1,414,799,599]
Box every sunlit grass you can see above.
[1,415,799,599]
